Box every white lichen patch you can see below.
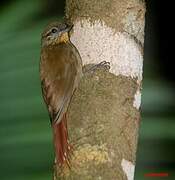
[121,159,135,180]
[133,90,141,109]
[71,19,143,81]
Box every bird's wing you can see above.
[40,47,77,123]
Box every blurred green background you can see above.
[0,0,174,180]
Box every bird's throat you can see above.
[58,32,69,44]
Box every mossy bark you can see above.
[54,0,146,179]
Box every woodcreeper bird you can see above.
[40,21,83,167]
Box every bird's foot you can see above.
[83,61,110,74]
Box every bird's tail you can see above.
[52,113,71,167]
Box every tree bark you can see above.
[54,0,146,179]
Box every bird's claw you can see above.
[84,61,110,74]
[96,61,110,70]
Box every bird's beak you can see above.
[57,23,73,43]
[61,23,73,33]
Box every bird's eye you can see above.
[51,28,57,33]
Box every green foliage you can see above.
[0,1,58,179]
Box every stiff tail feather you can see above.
[52,113,71,167]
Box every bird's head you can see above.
[41,21,73,47]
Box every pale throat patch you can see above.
[58,32,69,43]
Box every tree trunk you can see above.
[54,0,146,179]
